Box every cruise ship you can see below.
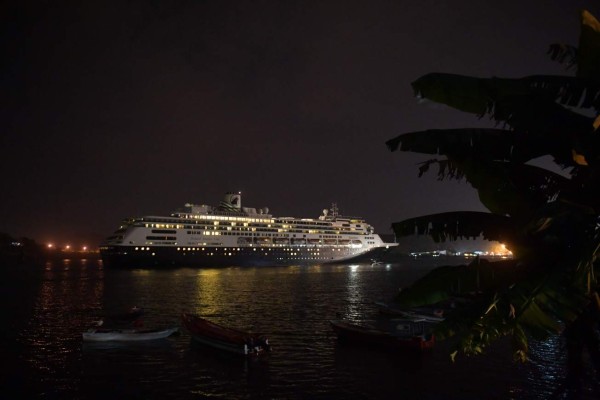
[100,192,394,268]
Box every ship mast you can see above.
[330,203,339,219]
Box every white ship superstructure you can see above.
[100,192,392,268]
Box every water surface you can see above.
[0,258,583,399]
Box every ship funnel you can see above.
[220,191,242,211]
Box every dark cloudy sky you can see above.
[1,0,596,245]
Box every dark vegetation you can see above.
[386,9,600,396]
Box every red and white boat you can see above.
[181,313,271,356]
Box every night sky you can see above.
[2,0,596,246]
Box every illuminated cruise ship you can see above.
[100,192,393,268]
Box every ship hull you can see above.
[100,245,391,268]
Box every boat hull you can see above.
[100,245,392,268]
[82,327,178,342]
[181,313,270,356]
[374,302,445,322]
[330,320,434,352]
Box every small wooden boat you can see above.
[181,313,270,356]
[374,301,445,323]
[82,327,178,342]
[330,318,435,352]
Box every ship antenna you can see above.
[330,203,339,218]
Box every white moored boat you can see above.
[100,192,395,268]
[82,327,179,342]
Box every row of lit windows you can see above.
[143,223,364,235]
[180,214,272,223]
[163,246,354,253]
[140,242,362,248]
[148,225,364,236]
[178,227,360,238]
[144,223,184,229]
[140,239,364,247]
[139,218,368,233]
[139,215,369,230]
[132,246,356,257]
[173,246,325,255]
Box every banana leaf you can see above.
[452,159,570,218]
[386,128,551,163]
[413,73,600,115]
[521,200,598,262]
[399,154,570,218]
[388,8,600,364]
[508,274,588,340]
[408,261,590,359]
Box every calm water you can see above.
[0,258,586,399]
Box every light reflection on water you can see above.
[7,258,586,398]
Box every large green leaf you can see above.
[411,260,589,359]
[509,275,585,339]
[518,301,562,339]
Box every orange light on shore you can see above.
[82,246,87,251]
[493,243,513,257]
[47,243,54,249]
